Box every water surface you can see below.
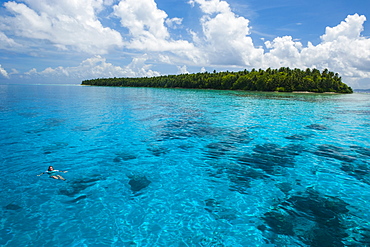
[1,84,370,246]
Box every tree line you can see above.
[81,67,353,93]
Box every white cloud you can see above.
[321,14,366,42]
[186,2,370,87]
[23,55,160,82]
[177,65,189,74]
[0,32,22,50]
[125,55,161,78]
[113,0,195,53]
[111,0,205,69]
[25,68,37,75]
[9,69,19,75]
[187,1,370,87]
[0,0,369,88]
[165,17,183,29]
[113,0,169,41]
[189,0,264,66]
[1,0,123,54]
[189,0,230,15]
[262,14,370,88]
[0,65,10,78]
[263,36,303,68]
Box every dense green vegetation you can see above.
[81,67,353,93]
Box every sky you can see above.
[0,0,370,88]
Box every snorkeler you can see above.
[37,166,68,180]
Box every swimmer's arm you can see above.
[37,172,44,176]
[59,170,68,173]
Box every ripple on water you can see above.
[260,188,350,247]
[2,86,370,246]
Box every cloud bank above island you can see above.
[0,0,369,88]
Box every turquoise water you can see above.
[1,84,370,246]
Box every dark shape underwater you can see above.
[113,153,137,162]
[306,124,329,130]
[260,188,350,247]
[238,143,299,175]
[351,145,370,157]
[285,133,311,141]
[4,203,22,211]
[128,175,151,193]
[59,177,101,197]
[314,144,356,162]
[65,195,88,204]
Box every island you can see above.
[81,67,353,93]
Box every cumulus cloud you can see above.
[177,65,189,74]
[0,65,10,78]
[189,0,264,66]
[165,17,183,29]
[190,1,369,87]
[113,0,196,55]
[263,13,370,88]
[0,0,369,87]
[113,0,169,41]
[125,55,161,78]
[185,2,370,87]
[321,14,366,42]
[1,0,123,54]
[189,0,229,14]
[23,55,160,82]
[263,36,303,68]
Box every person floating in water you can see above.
[37,166,67,180]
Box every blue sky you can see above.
[0,0,370,88]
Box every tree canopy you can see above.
[81,67,353,93]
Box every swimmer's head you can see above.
[48,166,54,171]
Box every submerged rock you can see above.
[306,124,329,130]
[59,177,101,197]
[227,167,267,194]
[128,175,151,193]
[260,189,350,247]
[4,203,22,211]
[261,210,295,236]
[276,182,293,195]
[351,145,370,157]
[314,144,356,162]
[285,133,311,141]
[238,143,299,175]
[341,162,370,185]
[204,142,232,159]
[114,153,137,162]
[66,195,88,204]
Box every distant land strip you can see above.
[81,67,353,93]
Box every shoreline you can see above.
[81,85,348,94]
[291,91,337,94]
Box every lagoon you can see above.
[1,84,370,246]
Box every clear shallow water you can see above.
[1,84,370,246]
